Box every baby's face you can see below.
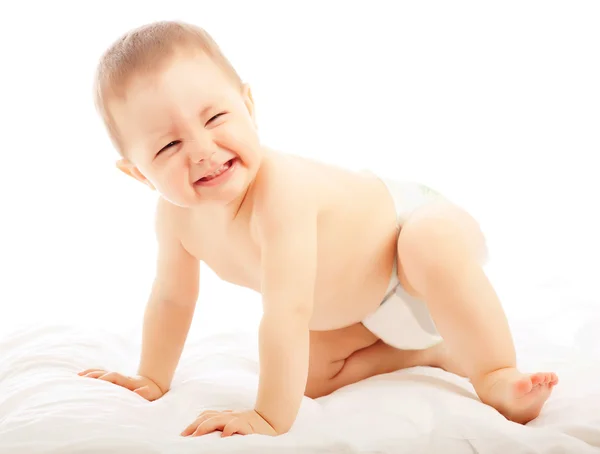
[110,51,262,208]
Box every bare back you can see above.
[177,151,400,331]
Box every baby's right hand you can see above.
[78,369,165,401]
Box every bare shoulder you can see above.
[154,196,188,243]
[251,153,319,232]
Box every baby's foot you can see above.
[475,368,558,424]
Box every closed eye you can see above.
[207,112,226,125]
[157,140,181,155]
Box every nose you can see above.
[187,136,215,164]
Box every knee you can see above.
[305,370,338,399]
[304,380,327,399]
[398,203,487,269]
[397,203,487,290]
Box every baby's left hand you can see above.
[181,409,278,438]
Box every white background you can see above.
[0,1,598,345]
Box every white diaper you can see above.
[361,177,446,350]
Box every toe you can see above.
[542,372,555,386]
[513,376,533,395]
[530,373,544,386]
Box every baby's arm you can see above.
[79,201,199,398]
[136,201,200,394]
[253,186,318,434]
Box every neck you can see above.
[226,147,272,222]
[227,177,255,222]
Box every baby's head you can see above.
[94,20,263,208]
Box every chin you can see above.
[183,185,244,208]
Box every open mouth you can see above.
[195,158,236,186]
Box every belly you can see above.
[309,185,399,330]
[308,232,398,331]
[308,273,392,330]
[211,241,397,332]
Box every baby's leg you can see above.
[396,202,558,424]
[305,329,464,399]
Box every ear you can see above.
[241,83,257,128]
[116,159,155,190]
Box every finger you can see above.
[194,410,232,425]
[181,421,198,437]
[221,420,252,438]
[198,409,232,417]
[195,412,220,426]
[181,414,216,437]
[97,372,136,390]
[78,369,104,376]
[84,371,106,379]
[180,411,234,436]
[193,415,235,437]
[181,413,218,436]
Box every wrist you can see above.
[252,408,280,434]
[136,368,169,394]
[255,323,309,435]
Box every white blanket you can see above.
[1,281,599,454]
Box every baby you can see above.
[79,20,558,437]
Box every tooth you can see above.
[204,165,224,180]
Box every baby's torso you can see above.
[181,154,400,331]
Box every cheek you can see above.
[217,121,260,158]
[156,159,188,192]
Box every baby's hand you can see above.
[181,409,278,438]
[77,369,165,401]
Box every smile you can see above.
[194,158,237,187]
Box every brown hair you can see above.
[93,20,243,155]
